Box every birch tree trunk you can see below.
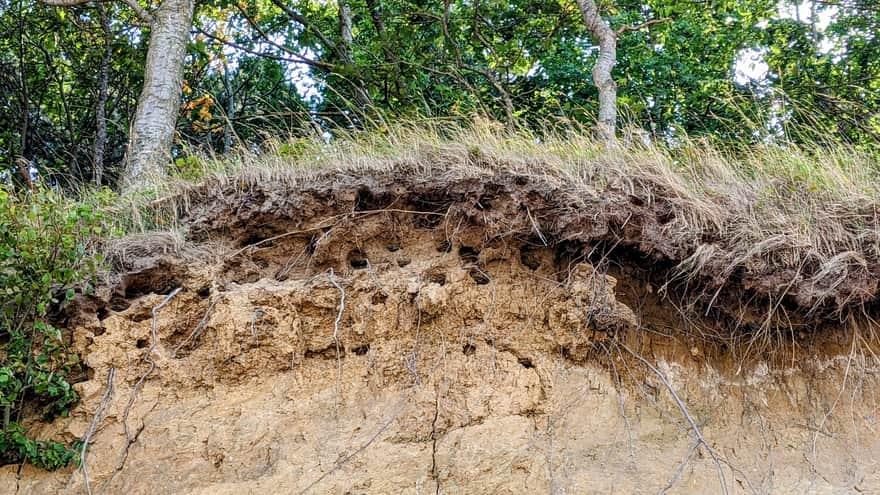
[121,0,194,188]
[93,2,111,186]
[575,0,618,143]
[337,0,374,111]
[222,59,234,153]
[16,0,29,171]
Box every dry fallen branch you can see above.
[620,343,729,495]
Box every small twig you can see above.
[364,260,389,296]
[328,269,346,413]
[116,288,180,472]
[76,367,115,495]
[467,264,497,374]
[429,389,441,494]
[811,335,856,464]
[250,308,264,338]
[658,439,700,495]
[228,224,332,260]
[524,205,548,246]
[604,344,637,466]
[296,395,407,495]
[275,243,311,280]
[328,268,345,351]
[404,352,421,386]
[405,287,424,386]
[620,343,729,495]
[227,225,338,258]
[150,289,182,350]
[615,17,670,36]
[118,0,154,25]
[172,299,216,357]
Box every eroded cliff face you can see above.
[3,172,880,494]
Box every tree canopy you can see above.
[1,0,878,188]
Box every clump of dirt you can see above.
[4,171,880,494]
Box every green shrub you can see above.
[277,138,312,159]
[0,185,111,469]
[172,156,207,181]
[0,423,79,470]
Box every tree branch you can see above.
[38,0,93,6]
[233,4,335,70]
[194,25,332,70]
[39,0,153,24]
[268,0,338,54]
[615,17,670,37]
[118,0,154,25]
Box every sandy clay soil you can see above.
[4,171,880,494]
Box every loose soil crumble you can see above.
[4,169,880,494]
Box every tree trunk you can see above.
[576,0,617,143]
[222,59,234,153]
[364,0,401,103]
[16,0,29,170]
[122,0,194,188]
[337,0,373,111]
[809,0,819,45]
[93,2,111,186]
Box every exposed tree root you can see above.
[430,389,441,495]
[172,299,216,357]
[74,367,115,495]
[620,342,730,495]
[657,439,700,495]
[115,288,180,473]
[295,395,409,495]
[328,268,346,415]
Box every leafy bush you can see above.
[0,423,79,470]
[172,156,207,181]
[0,186,111,469]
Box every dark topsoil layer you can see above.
[112,165,880,341]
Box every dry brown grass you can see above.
[106,119,880,331]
